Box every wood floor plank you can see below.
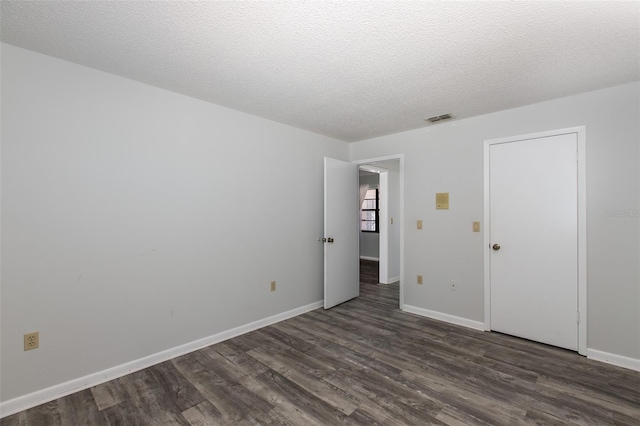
[236,372,331,425]
[147,361,205,412]
[3,260,639,425]
[537,376,640,420]
[246,345,360,415]
[212,341,270,378]
[99,400,148,426]
[56,389,105,425]
[90,379,128,411]
[180,400,225,426]
[117,365,193,425]
[522,408,572,425]
[172,347,274,424]
[436,404,499,426]
[344,408,385,425]
[263,327,442,424]
[0,401,61,426]
[252,369,354,426]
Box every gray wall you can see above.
[350,82,640,361]
[1,44,348,402]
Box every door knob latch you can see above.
[492,243,501,251]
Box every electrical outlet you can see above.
[417,275,423,285]
[417,220,423,230]
[270,281,276,292]
[450,280,457,291]
[473,221,480,232]
[24,332,39,351]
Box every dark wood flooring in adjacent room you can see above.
[3,260,639,425]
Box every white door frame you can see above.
[354,154,405,309]
[483,126,587,355]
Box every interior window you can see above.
[361,189,379,232]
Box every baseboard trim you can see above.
[402,305,485,331]
[359,256,379,261]
[387,275,400,283]
[0,300,323,418]
[587,349,640,372]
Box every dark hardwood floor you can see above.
[3,260,639,425]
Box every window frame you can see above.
[361,188,379,233]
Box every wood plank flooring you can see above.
[3,260,639,425]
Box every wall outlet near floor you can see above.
[417,275,423,285]
[270,281,276,292]
[450,280,457,291]
[24,332,39,351]
[417,220,423,230]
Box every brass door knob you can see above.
[492,243,501,251]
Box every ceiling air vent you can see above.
[425,113,453,124]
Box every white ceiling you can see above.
[2,1,639,142]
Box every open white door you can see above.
[324,157,359,309]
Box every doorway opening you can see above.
[354,155,404,309]
[359,258,400,309]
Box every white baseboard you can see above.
[0,300,323,419]
[402,305,485,331]
[402,306,640,372]
[587,348,640,372]
[359,256,379,261]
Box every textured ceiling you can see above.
[2,1,639,142]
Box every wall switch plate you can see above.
[473,221,480,232]
[417,220,423,230]
[270,281,276,292]
[24,332,39,351]
[450,281,457,291]
[417,275,423,285]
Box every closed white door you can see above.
[490,133,578,350]
[324,157,359,309]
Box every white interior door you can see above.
[489,133,578,351]
[324,157,359,309]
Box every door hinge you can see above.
[576,311,580,323]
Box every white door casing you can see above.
[324,157,360,309]
[483,127,587,355]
